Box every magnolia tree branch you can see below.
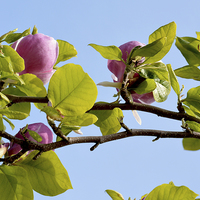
[5,95,200,124]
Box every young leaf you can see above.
[55,40,77,65]
[27,129,42,142]
[153,79,171,102]
[89,43,122,61]
[0,28,18,42]
[90,108,123,135]
[105,189,124,200]
[3,28,31,43]
[145,183,198,200]
[175,37,200,66]
[41,106,64,121]
[48,64,97,116]
[148,21,176,61]
[0,165,33,200]
[2,116,15,130]
[16,150,73,196]
[174,65,200,81]
[167,64,180,96]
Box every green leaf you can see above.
[196,32,200,40]
[182,121,200,151]
[48,63,97,116]
[133,79,156,95]
[175,37,200,66]
[145,183,198,200]
[131,37,166,58]
[1,45,25,73]
[148,21,176,61]
[0,28,18,42]
[174,65,200,81]
[0,71,25,85]
[2,87,31,118]
[182,86,200,111]
[62,113,98,126]
[27,129,42,142]
[153,79,171,102]
[139,62,169,81]
[0,114,5,131]
[0,165,33,200]
[2,116,15,130]
[17,150,73,196]
[105,189,124,200]
[90,108,123,135]
[55,40,77,66]
[16,73,47,109]
[89,43,122,61]
[167,64,180,96]
[32,25,38,35]
[3,28,31,43]
[0,109,29,120]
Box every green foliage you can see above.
[167,64,180,96]
[48,63,97,116]
[105,189,124,200]
[133,79,156,94]
[16,150,72,196]
[145,182,198,200]
[148,21,176,63]
[0,45,25,73]
[0,165,33,200]
[175,37,200,66]
[55,40,77,66]
[89,43,122,61]
[175,65,200,81]
[90,107,123,135]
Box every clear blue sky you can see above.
[2,0,200,199]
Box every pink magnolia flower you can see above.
[8,123,53,156]
[12,33,59,85]
[108,41,155,104]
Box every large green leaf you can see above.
[167,64,180,96]
[175,37,200,66]
[48,64,97,116]
[145,182,198,200]
[153,79,171,102]
[89,43,122,61]
[1,45,25,73]
[175,65,200,81]
[90,108,123,135]
[148,22,176,62]
[131,37,166,61]
[0,165,33,200]
[17,150,73,196]
[105,189,124,200]
[55,40,77,65]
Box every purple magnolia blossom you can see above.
[12,33,59,85]
[108,41,155,104]
[8,123,53,156]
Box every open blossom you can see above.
[7,123,53,156]
[107,41,155,104]
[12,33,59,85]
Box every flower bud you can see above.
[0,142,9,158]
[108,41,155,104]
[12,33,59,85]
[8,123,53,156]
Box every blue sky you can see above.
[2,0,200,199]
